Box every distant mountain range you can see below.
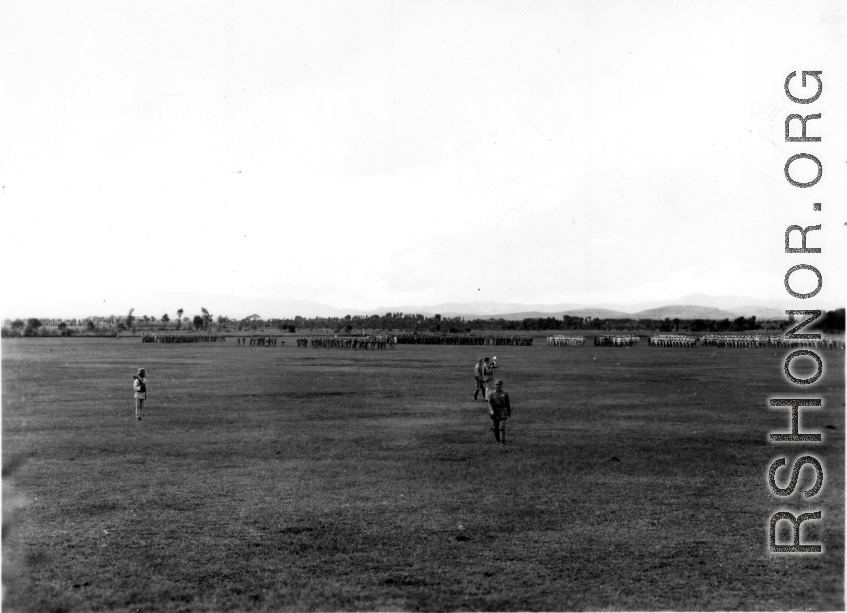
[12,290,841,321]
[441,305,787,321]
[372,294,840,321]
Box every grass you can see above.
[2,338,844,611]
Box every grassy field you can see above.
[2,338,844,611]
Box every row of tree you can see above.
[3,307,231,336]
[4,309,843,337]
[238,310,845,335]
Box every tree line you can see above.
[3,308,843,337]
[237,310,845,335]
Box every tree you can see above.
[201,307,213,330]
[193,315,204,330]
[217,315,226,330]
[24,318,42,336]
[11,319,24,331]
[126,308,135,329]
[176,308,184,330]
[161,314,170,323]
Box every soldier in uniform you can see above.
[133,368,147,421]
[487,380,511,445]
[473,358,485,401]
[482,356,497,398]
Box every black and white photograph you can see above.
[1,1,844,610]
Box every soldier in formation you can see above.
[700,334,841,349]
[296,335,395,350]
[594,335,641,347]
[395,333,532,346]
[141,332,226,343]
[546,335,586,346]
[648,334,697,347]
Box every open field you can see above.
[2,338,844,611]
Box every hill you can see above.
[562,308,632,319]
[632,305,738,320]
[724,306,788,320]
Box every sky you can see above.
[1,0,845,318]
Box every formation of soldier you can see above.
[395,333,533,346]
[297,335,396,350]
[137,329,842,351]
[140,332,226,343]
[594,335,641,346]
[546,335,586,346]
[237,336,284,347]
[700,334,841,349]
[649,334,698,347]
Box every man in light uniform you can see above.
[133,368,147,421]
[482,356,497,398]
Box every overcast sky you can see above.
[2,0,845,318]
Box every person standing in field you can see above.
[487,379,511,446]
[133,368,147,420]
[482,356,497,397]
[473,357,486,401]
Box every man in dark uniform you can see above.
[473,357,485,401]
[487,379,511,446]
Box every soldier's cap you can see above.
[137,368,146,374]
[495,379,503,386]
[484,357,490,362]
